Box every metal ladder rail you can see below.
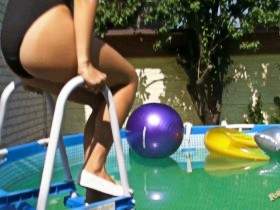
[44,93,73,182]
[0,81,73,184]
[0,80,22,144]
[37,75,130,210]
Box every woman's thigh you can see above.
[19,5,77,82]
[19,5,136,89]
[21,78,102,107]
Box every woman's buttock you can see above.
[1,0,74,80]
[19,4,77,82]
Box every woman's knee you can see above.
[110,62,138,94]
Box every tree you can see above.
[145,0,280,124]
[95,0,143,36]
[245,94,280,124]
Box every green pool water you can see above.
[1,141,280,210]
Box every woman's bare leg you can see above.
[21,77,102,107]
[19,4,138,203]
[81,40,138,202]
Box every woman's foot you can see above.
[79,168,124,203]
[83,168,115,203]
[94,168,115,183]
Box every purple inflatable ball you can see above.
[126,103,184,158]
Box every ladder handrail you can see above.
[0,79,77,206]
[44,93,73,182]
[0,80,22,145]
[37,75,130,210]
[0,81,73,182]
[102,85,130,195]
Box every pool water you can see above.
[127,150,280,210]
[1,135,280,210]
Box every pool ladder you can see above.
[0,76,132,210]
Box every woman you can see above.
[1,0,138,203]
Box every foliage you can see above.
[93,1,280,124]
[95,0,143,36]
[245,94,280,124]
[271,96,280,123]
[246,93,265,124]
[237,60,280,124]
[144,0,280,124]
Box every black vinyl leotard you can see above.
[1,0,73,78]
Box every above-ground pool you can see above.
[1,125,280,210]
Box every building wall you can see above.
[104,29,280,58]
[221,54,280,124]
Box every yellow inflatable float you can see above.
[204,127,269,161]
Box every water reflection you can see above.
[204,154,268,177]
[203,152,280,177]
[127,146,280,210]
[258,159,280,177]
[128,151,188,209]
